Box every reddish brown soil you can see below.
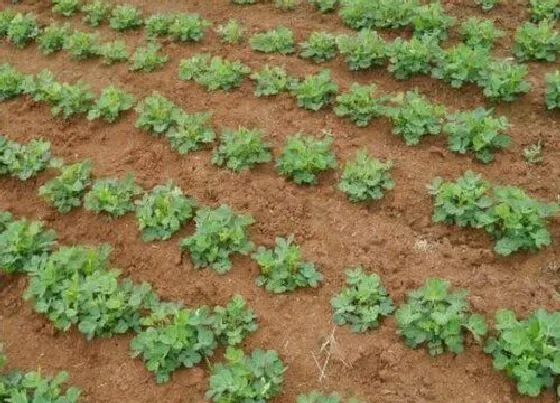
[1,0,560,402]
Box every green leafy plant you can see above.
[84,172,141,217]
[432,44,490,88]
[338,150,394,202]
[250,25,296,54]
[130,304,217,383]
[387,36,442,80]
[482,185,559,256]
[181,205,254,274]
[411,1,455,40]
[168,13,210,42]
[231,0,257,3]
[179,53,250,91]
[21,69,62,105]
[339,0,418,30]
[529,0,560,22]
[84,174,141,216]
[427,170,492,228]
[0,63,25,100]
[135,181,195,241]
[0,368,81,402]
[165,112,215,154]
[206,347,285,402]
[395,277,488,355]
[212,295,258,345]
[477,60,532,102]
[37,23,71,54]
[0,9,16,37]
[135,92,181,135]
[97,40,130,64]
[0,138,52,180]
[250,65,289,96]
[51,82,95,119]
[253,235,322,294]
[144,14,173,37]
[545,70,560,109]
[6,13,40,49]
[81,0,112,26]
[336,29,388,71]
[387,90,445,146]
[290,69,338,111]
[331,266,394,332]
[52,0,81,16]
[484,308,560,397]
[25,244,157,340]
[0,210,13,233]
[88,85,136,123]
[39,160,92,213]
[275,0,299,11]
[428,172,559,255]
[513,20,560,62]
[309,0,338,13]
[216,18,245,43]
[212,127,272,172]
[129,42,168,72]
[460,17,504,49]
[444,107,511,163]
[476,0,498,12]
[334,83,386,127]
[524,141,544,164]
[276,132,336,184]
[63,31,101,60]
[300,31,337,63]
[109,4,143,31]
[0,218,57,274]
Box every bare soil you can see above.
[1,0,560,402]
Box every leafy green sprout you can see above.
[216,18,246,43]
[212,127,272,172]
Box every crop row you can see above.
[1,207,559,398]
[2,65,559,257]
[0,63,539,168]
[3,5,560,105]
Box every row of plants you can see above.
[2,6,553,104]
[0,208,371,401]
[2,208,560,398]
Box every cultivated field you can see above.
[1,0,560,402]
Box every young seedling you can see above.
[444,107,511,163]
[88,85,136,123]
[545,70,560,109]
[387,90,445,146]
[206,347,285,402]
[37,23,71,54]
[275,0,299,11]
[144,14,173,38]
[411,1,455,41]
[7,13,40,49]
[431,44,491,88]
[387,36,442,80]
[523,141,544,164]
[135,92,181,135]
[81,0,112,26]
[460,17,504,49]
[212,127,272,172]
[179,53,250,91]
[97,40,129,64]
[211,294,258,345]
[338,150,394,202]
[52,0,81,16]
[276,132,336,184]
[396,277,488,355]
[250,65,289,96]
[39,160,92,213]
[477,60,532,102]
[109,4,143,31]
[181,205,254,274]
[300,31,337,63]
[339,0,418,30]
[0,63,25,100]
[334,83,386,127]
[216,18,246,43]
[168,13,210,42]
[135,182,195,241]
[250,26,296,54]
[331,266,394,332]
[308,0,338,13]
[513,20,560,62]
[253,235,322,293]
[290,69,339,111]
[63,31,101,60]
[129,43,168,72]
[336,29,388,71]
[165,112,215,154]
[84,174,142,216]
[0,138,52,181]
